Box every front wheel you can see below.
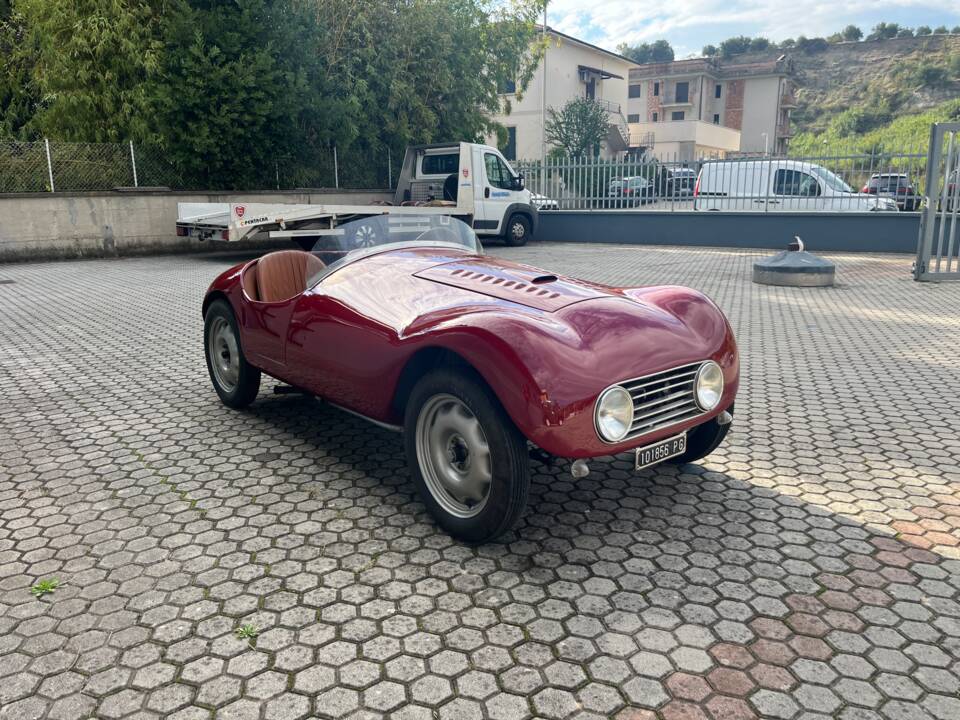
[204,299,261,408]
[504,214,530,247]
[668,408,732,465]
[404,369,530,543]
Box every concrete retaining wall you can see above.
[537,210,922,253]
[0,189,393,261]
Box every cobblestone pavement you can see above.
[1,243,960,720]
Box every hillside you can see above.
[726,34,960,151]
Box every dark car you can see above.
[659,167,698,199]
[862,174,921,212]
[607,176,655,207]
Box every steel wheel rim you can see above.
[511,221,525,239]
[208,316,240,392]
[415,393,492,518]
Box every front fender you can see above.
[408,288,738,458]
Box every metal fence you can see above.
[915,123,960,280]
[0,140,395,193]
[516,146,929,212]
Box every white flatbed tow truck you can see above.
[176,142,539,247]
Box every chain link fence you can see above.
[0,140,395,193]
[515,144,929,212]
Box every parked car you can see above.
[694,160,899,211]
[658,167,698,199]
[531,192,559,211]
[608,176,655,207]
[202,214,739,542]
[862,173,921,211]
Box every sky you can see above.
[543,1,960,58]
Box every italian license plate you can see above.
[635,432,686,470]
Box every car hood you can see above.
[413,256,612,312]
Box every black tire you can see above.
[204,299,261,409]
[404,368,530,543]
[443,174,459,202]
[668,407,732,464]
[504,214,530,247]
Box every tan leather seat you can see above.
[249,250,325,303]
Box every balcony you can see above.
[627,120,741,158]
[780,91,798,109]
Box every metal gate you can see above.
[915,123,960,281]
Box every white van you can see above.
[694,159,899,212]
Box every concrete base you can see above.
[753,247,836,287]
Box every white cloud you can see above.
[543,1,958,56]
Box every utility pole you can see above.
[540,1,548,195]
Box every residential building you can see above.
[487,27,635,161]
[626,55,797,161]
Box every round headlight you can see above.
[695,361,724,411]
[596,386,634,442]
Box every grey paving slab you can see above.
[1,243,959,720]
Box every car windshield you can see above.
[810,166,854,193]
[306,214,480,285]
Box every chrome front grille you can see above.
[621,362,706,439]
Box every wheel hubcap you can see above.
[354,224,377,248]
[416,394,492,518]
[512,223,524,238]
[208,316,240,392]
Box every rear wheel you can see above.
[504,214,530,247]
[404,369,530,543]
[204,299,260,408]
[668,408,732,464]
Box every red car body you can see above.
[203,246,739,459]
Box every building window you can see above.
[628,84,642,98]
[715,84,722,98]
[627,114,640,123]
[652,112,658,122]
[671,111,685,121]
[713,113,720,124]
[653,81,660,96]
[675,82,689,103]
[501,127,516,161]
[498,78,516,94]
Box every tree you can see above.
[750,37,771,52]
[544,98,609,158]
[702,44,718,57]
[868,23,900,40]
[897,27,914,38]
[616,39,674,64]
[842,25,863,41]
[916,26,932,36]
[15,0,162,142]
[719,35,753,57]
[933,26,948,34]
[0,8,39,138]
[796,36,828,53]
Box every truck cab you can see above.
[395,143,538,246]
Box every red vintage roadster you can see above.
[203,215,738,542]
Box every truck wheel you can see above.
[204,299,260,408]
[405,368,530,543]
[504,214,530,247]
[668,408,732,465]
